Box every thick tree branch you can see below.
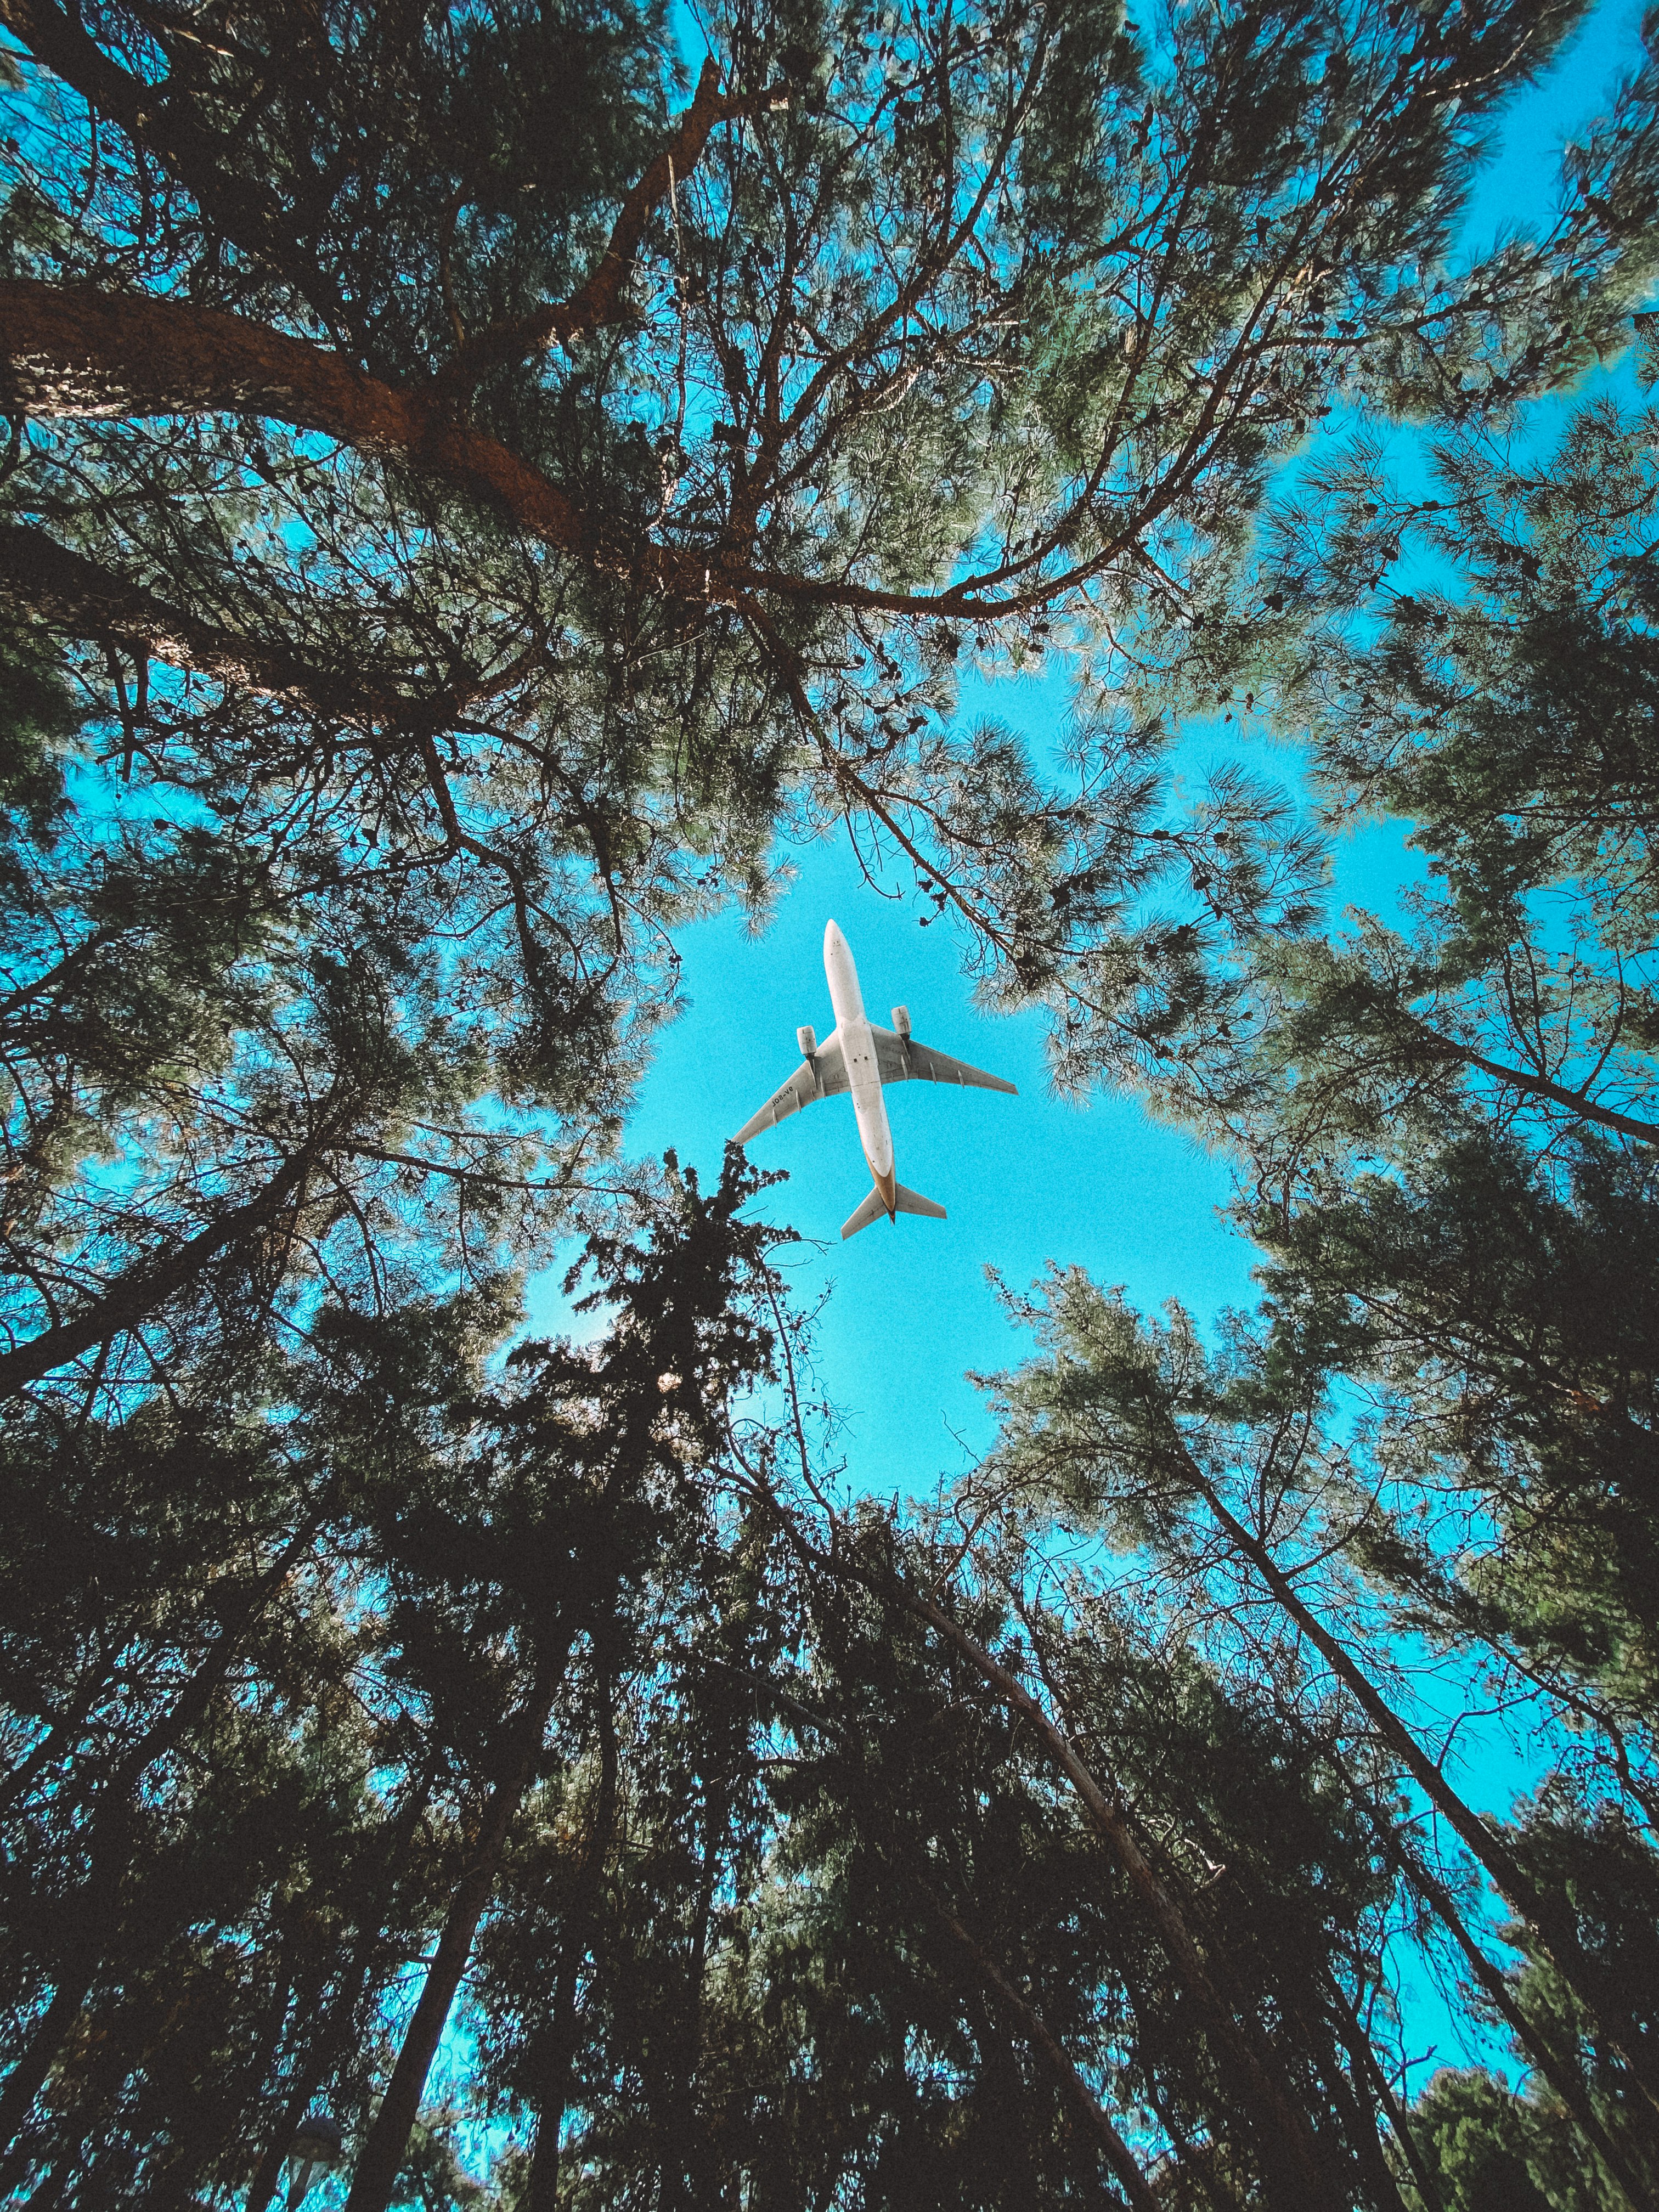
[436,59,788,398]
[1414,1016,1659,1148]
[0,1139,317,1399]
[0,279,614,556]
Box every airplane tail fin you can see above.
[841,1183,948,1240]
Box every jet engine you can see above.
[797,1024,817,1057]
[891,1005,912,1038]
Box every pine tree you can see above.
[1156,380,1659,1186]
[968,1265,1659,2204]
[0,1150,792,2207]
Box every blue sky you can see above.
[529,0,1658,1493]
[619,829,1257,1487]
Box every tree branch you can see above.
[0,0,343,332]
[0,521,487,725]
[0,1139,318,1398]
[435,59,788,399]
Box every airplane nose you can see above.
[824,918,845,951]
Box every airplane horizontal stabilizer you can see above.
[840,1188,888,1240]
[841,1182,948,1239]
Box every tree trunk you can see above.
[922,1887,1160,2212]
[343,1667,562,2212]
[1367,1775,1651,2209]
[837,1545,1349,2211]
[1322,1971,1445,2212]
[244,1767,439,2212]
[0,280,608,576]
[0,1497,332,2174]
[1195,1465,1659,2128]
[527,1675,617,2212]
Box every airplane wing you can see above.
[872,1026,1017,1095]
[733,1034,849,1144]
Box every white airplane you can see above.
[734,919,1017,1240]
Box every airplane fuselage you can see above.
[823,921,897,1210]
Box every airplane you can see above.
[733,918,1017,1240]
